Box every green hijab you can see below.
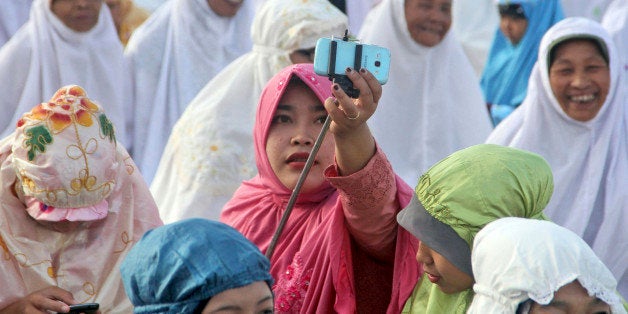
[397,144,554,313]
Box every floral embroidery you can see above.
[23,125,53,161]
[99,114,116,143]
[0,235,9,260]
[274,252,313,313]
[39,203,53,213]
[417,173,451,222]
[332,157,394,210]
[17,86,100,134]
[14,85,117,211]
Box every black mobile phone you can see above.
[68,303,99,314]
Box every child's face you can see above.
[266,82,335,194]
[529,280,611,314]
[416,242,473,293]
[499,15,528,45]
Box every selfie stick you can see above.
[265,115,332,260]
[266,29,354,260]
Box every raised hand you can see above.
[324,67,381,176]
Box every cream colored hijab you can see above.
[0,86,162,312]
[486,17,628,297]
[0,0,129,147]
[151,0,348,223]
[358,0,493,188]
[469,218,625,314]
[125,0,261,184]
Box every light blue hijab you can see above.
[120,218,273,313]
[480,0,564,126]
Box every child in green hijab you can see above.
[396,144,554,313]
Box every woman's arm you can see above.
[323,67,380,176]
[324,68,398,260]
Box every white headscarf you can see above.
[0,0,32,47]
[150,0,348,223]
[452,0,499,76]
[560,0,613,21]
[486,17,628,297]
[358,0,493,188]
[125,0,261,184]
[602,0,628,72]
[346,0,380,35]
[468,217,626,314]
[0,0,129,147]
[0,85,162,312]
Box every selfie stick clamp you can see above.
[328,30,361,98]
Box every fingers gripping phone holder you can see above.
[327,30,361,98]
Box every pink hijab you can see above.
[221,64,420,313]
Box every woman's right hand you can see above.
[0,286,76,314]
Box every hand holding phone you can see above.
[313,31,391,98]
[68,303,99,314]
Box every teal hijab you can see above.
[120,218,273,313]
[480,0,564,126]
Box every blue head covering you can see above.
[480,0,564,125]
[120,218,273,313]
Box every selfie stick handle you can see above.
[265,115,332,260]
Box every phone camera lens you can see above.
[375,61,381,67]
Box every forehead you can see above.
[551,39,607,63]
[278,80,321,106]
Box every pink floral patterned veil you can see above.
[11,85,118,222]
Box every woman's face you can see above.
[51,0,102,32]
[265,81,335,194]
[289,48,316,64]
[499,15,528,45]
[207,0,244,17]
[549,39,610,122]
[201,281,274,314]
[415,242,473,294]
[529,280,611,314]
[404,0,452,47]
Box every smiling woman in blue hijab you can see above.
[120,218,274,313]
[481,0,564,126]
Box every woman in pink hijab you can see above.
[220,63,421,313]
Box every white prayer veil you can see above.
[151,0,348,222]
[0,0,129,147]
[486,17,628,297]
[125,0,261,183]
[358,0,493,188]
[468,217,625,314]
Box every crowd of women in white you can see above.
[0,0,626,309]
